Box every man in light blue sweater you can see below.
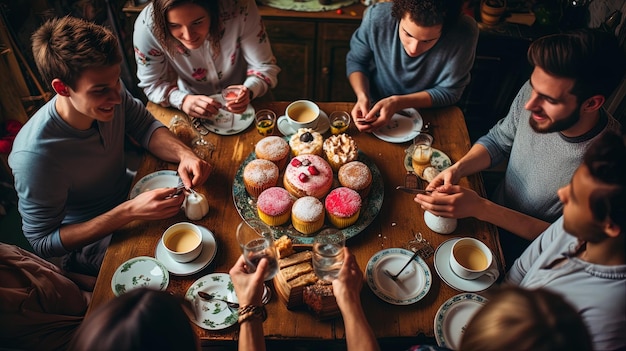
[346,0,478,132]
[415,29,624,266]
[505,132,626,351]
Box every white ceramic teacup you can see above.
[424,210,457,234]
[162,222,203,263]
[449,237,499,280]
[277,100,320,132]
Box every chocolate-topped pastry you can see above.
[290,128,323,156]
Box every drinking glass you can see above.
[254,109,276,136]
[312,229,345,282]
[222,85,244,106]
[411,133,433,166]
[329,111,351,135]
[236,219,279,281]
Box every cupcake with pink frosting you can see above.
[324,187,362,229]
[257,187,294,226]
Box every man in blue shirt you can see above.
[347,0,478,132]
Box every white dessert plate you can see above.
[277,110,329,136]
[434,238,499,292]
[372,108,423,143]
[435,293,489,349]
[194,94,255,136]
[185,273,239,330]
[366,248,432,305]
[130,170,180,199]
[403,147,453,180]
[154,226,217,276]
[111,256,169,296]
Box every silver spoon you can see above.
[384,249,421,282]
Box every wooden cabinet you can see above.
[260,5,364,102]
[458,29,534,141]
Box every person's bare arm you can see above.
[333,249,380,351]
[427,143,493,189]
[146,127,212,188]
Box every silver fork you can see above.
[384,249,421,281]
[197,291,239,309]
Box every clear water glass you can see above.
[312,229,345,282]
[236,219,279,281]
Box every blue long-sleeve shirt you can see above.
[346,2,479,106]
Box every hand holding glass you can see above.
[236,219,279,281]
[312,229,345,282]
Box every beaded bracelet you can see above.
[237,304,267,324]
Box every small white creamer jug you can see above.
[184,192,209,220]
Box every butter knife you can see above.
[395,186,432,194]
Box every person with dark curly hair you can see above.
[346,0,478,132]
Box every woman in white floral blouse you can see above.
[133,0,280,119]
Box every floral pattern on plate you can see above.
[435,293,488,349]
[232,149,384,244]
[195,94,255,135]
[185,273,239,330]
[111,256,169,296]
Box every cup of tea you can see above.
[312,228,345,282]
[162,222,203,263]
[449,238,499,280]
[329,111,351,135]
[255,109,276,136]
[277,100,320,133]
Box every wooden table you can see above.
[88,101,502,349]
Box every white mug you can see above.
[449,238,499,281]
[277,100,320,133]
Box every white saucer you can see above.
[155,226,217,276]
[111,256,169,296]
[434,293,488,349]
[434,238,499,292]
[277,110,330,136]
[130,170,180,199]
[185,273,239,330]
[372,108,423,143]
[365,248,432,305]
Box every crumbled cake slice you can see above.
[275,235,295,258]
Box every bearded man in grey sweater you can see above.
[414,29,625,267]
